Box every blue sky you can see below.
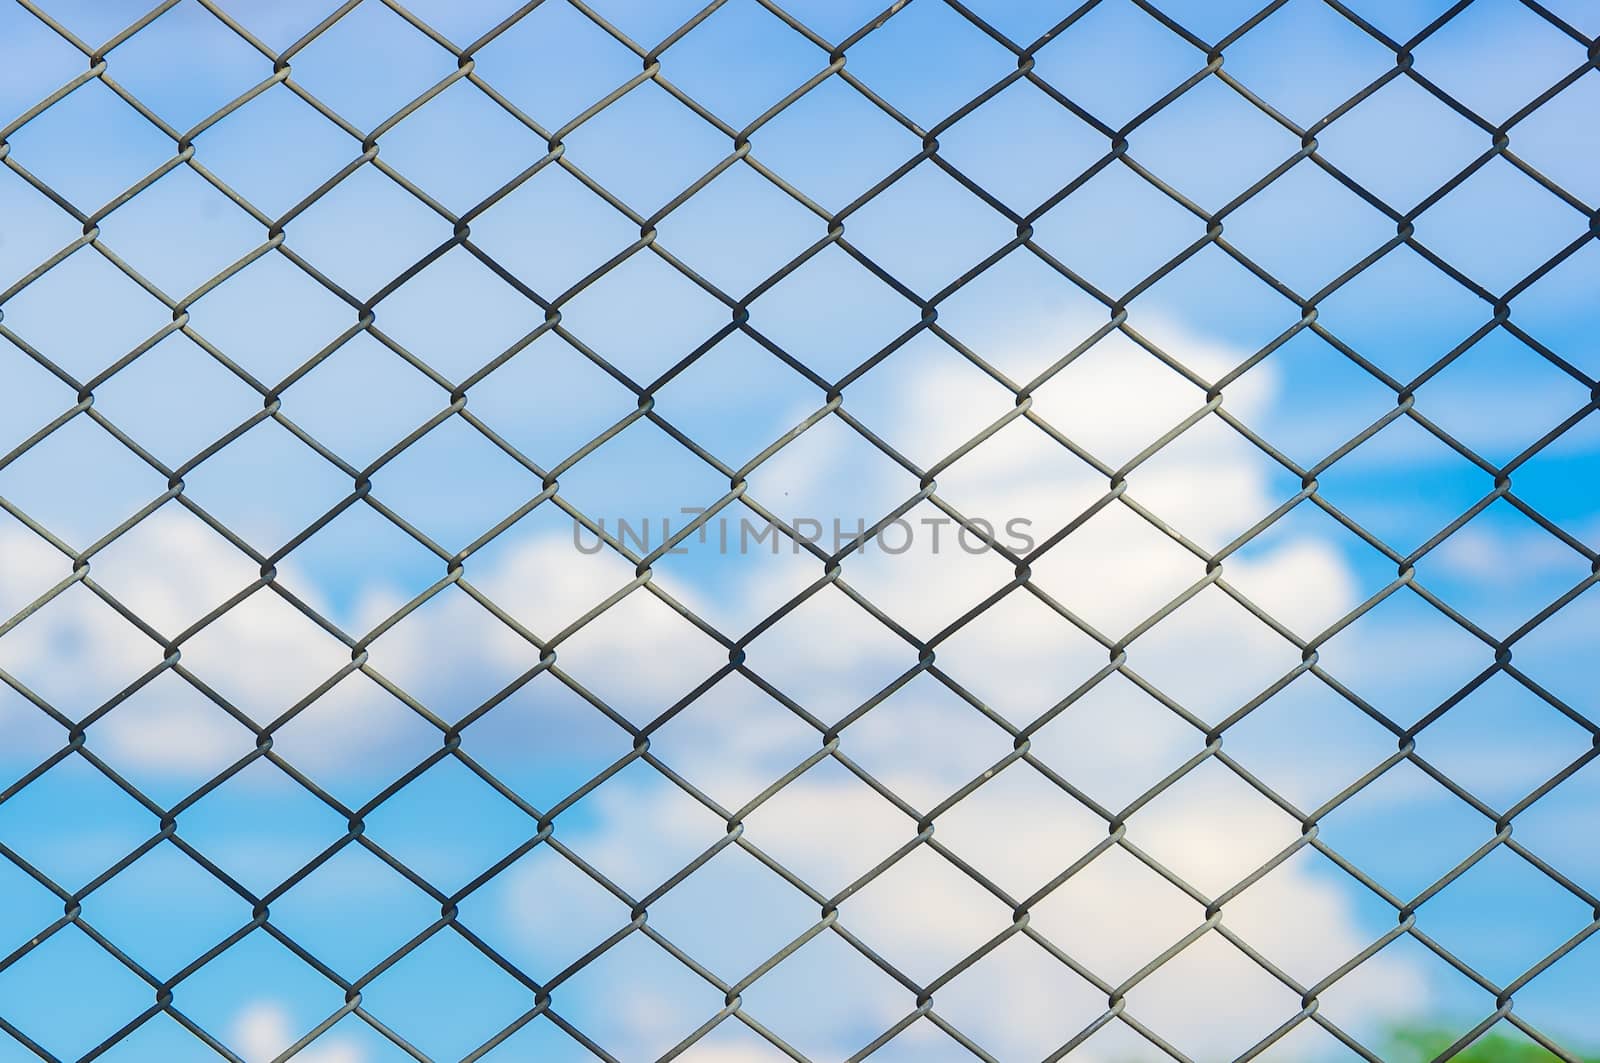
[1,0,1599,1060]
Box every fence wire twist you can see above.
[1,0,1598,1060]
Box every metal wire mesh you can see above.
[1,0,1598,1059]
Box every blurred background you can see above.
[1,0,1598,1059]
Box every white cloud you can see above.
[232,1001,365,1063]
[0,323,1437,1060]
[482,335,1426,1059]
[1431,519,1583,585]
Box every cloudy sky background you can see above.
[1,0,1599,1060]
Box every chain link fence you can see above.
[1,0,1598,1060]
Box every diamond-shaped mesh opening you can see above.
[0,581,159,718]
[97,166,262,300]
[1233,329,1398,467]
[1420,328,1580,464]
[743,583,910,717]
[555,760,729,898]
[934,583,1108,722]
[0,413,165,546]
[660,163,822,298]
[560,80,729,216]
[1223,499,1391,638]
[1512,929,1600,1045]
[178,585,352,725]
[472,0,640,131]
[1318,584,1494,727]
[750,242,920,383]
[1225,158,1396,297]
[1514,71,1600,208]
[1315,415,1496,554]
[175,928,347,1062]
[1220,845,1390,989]
[1129,758,1305,897]
[89,332,261,468]
[4,79,173,210]
[1317,760,1491,901]
[752,73,919,212]
[1224,0,1397,127]
[280,497,444,623]
[843,0,1016,128]
[556,417,733,535]
[742,758,911,897]
[191,83,356,220]
[86,671,252,808]
[1,247,172,382]
[649,680,815,809]
[934,762,1105,898]
[361,929,533,1062]
[474,164,642,300]
[269,671,443,807]
[1317,932,1491,1052]
[1032,161,1202,298]
[287,164,450,300]
[1134,929,1307,1060]
[558,248,728,385]
[1029,844,1206,984]
[1033,0,1205,129]
[0,168,81,294]
[0,925,152,1061]
[646,842,821,982]
[549,930,724,1060]
[0,10,81,124]
[1418,844,1593,988]
[839,672,1012,811]
[374,247,542,384]
[1424,499,1594,637]
[362,753,531,878]
[178,759,347,897]
[1414,0,1587,126]
[185,248,353,385]
[735,927,911,1061]
[1317,243,1493,384]
[650,509,824,636]
[369,416,541,551]
[3,1,1598,1058]
[939,79,1107,213]
[1220,673,1396,812]
[933,934,1109,1061]
[1132,75,1299,213]
[88,504,258,636]
[843,330,1016,465]
[841,504,1017,638]
[1131,242,1305,357]
[661,0,820,129]
[1415,156,1590,296]
[288,3,453,133]
[1318,75,1488,213]
[1030,500,1204,636]
[1132,414,1304,550]
[84,838,250,980]
[1030,671,1197,808]
[0,753,158,892]
[377,81,546,215]
[457,839,630,984]
[179,419,351,549]
[278,331,446,468]
[460,671,634,812]
[934,246,1107,384]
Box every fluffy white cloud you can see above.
[0,324,1435,1060]
[232,1001,366,1063]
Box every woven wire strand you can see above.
[1,0,1598,1060]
